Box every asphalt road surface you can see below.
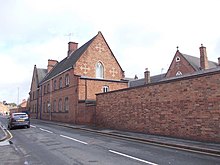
[0,116,219,165]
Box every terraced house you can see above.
[29,32,128,124]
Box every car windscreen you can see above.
[13,113,28,118]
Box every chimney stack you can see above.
[47,59,58,73]
[200,44,209,70]
[144,68,150,84]
[68,42,78,57]
[218,57,220,66]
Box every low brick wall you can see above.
[96,70,220,143]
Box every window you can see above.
[44,85,46,94]
[96,62,104,78]
[43,102,46,112]
[65,74,70,86]
[47,84,50,93]
[176,71,182,76]
[59,77,62,89]
[54,80,57,91]
[58,98,62,112]
[64,97,69,112]
[47,101,50,112]
[176,56,180,62]
[53,100,56,112]
[103,85,109,93]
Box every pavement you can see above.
[0,122,7,142]
[31,119,220,157]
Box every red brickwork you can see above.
[74,32,124,80]
[166,51,195,78]
[96,70,220,143]
[29,32,128,125]
[78,78,128,100]
[39,69,78,123]
[77,103,96,125]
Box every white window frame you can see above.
[176,56,180,62]
[176,71,182,76]
[103,85,109,93]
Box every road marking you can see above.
[39,128,53,134]
[30,125,36,128]
[6,130,13,141]
[60,134,88,145]
[109,150,158,165]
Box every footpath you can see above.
[31,119,220,157]
[0,122,7,142]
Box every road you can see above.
[0,116,219,165]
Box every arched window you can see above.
[96,62,104,78]
[65,74,70,86]
[53,100,56,112]
[64,97,69,112]
[176,71,182,76]
[58,98,62,112]
[59,77,62,89]
[53,80,57,91]
[103,85,109,93]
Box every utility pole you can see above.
[17,87,19,105]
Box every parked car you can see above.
[8,112,30,129]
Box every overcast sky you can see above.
[1,0,220,104]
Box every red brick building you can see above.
[29,32,128,124]
[96,68,220,143]
[129,44,219,87]
[95,44,220,142]
[165,45,218,78]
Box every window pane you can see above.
[96,62,104,78]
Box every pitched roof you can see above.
[41,35,96,83]
[37,68,47,83]
[129,73,166,87]
[181,53,218,71]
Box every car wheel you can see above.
[8,125,12,130]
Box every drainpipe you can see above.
[36,88,39,119]
[40,86,43,120]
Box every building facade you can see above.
[129,44,219,87]
[29,32,128,124]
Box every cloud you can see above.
[1,0,220,103]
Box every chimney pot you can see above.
[68,42,78,57]
[199,44,209,70]
[144,68,150,84]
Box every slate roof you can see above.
[181,53,218,71]
[129,73,166,87]
[41,35,96,83]
[37,68,47,84]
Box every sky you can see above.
[1,0,220,104]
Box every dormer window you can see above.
[176,56,180,62]
[176,71,182,76]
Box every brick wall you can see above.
[77,102,96,125]
[78,78,128,100]
[166,51,195,78]
[96,70,220,143]
[39,69,78,123]
[74,32,124,80]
